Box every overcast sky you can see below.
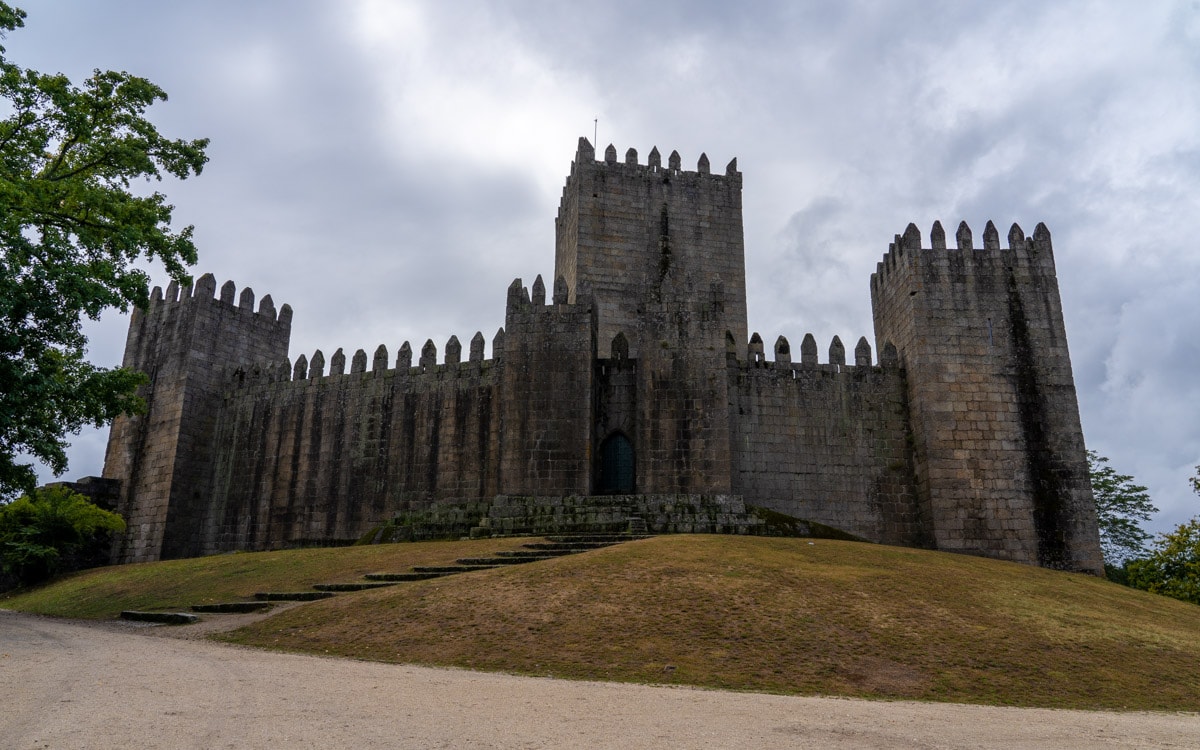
[9,0,1199,534]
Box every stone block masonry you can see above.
[103,275,290,562]
[871,221,1101,571]
[556,138,747,359]
[102,139,1104,575]
[203,339,501,553]
[729,344,927,547]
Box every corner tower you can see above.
[554,138,748,356]
[871,221,1103,574]
[103,274,291,563]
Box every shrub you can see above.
[1126,518,1200,606]
[0,486,125,586]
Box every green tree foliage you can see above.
[1126,519,1200,606]
[0,2,208,498]
[0,484,125,585]
[1087,450,1157,566]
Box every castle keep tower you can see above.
[102,274,291,562]
[554,138,748,357]
[557,138,744,495]
[870,221,1102,572]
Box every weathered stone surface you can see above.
[871,222,1102,573]
[102,275,291,563]
[554,138,747,359]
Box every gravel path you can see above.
[2,609,1197,749]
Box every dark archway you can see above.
[597,432,635,494]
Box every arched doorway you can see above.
[597,432,635,494]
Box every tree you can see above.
[1087,450,1157,566]
[1126,518,1200,606]
[0,2,208,498]
[0,484,125,585]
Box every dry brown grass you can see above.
[0,538,536,619]
[217,535,1200,710]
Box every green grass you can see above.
[5,535,1200,711]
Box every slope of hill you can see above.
[5,535,1198,710]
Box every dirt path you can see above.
[2,609,1197,749]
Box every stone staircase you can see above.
[161,533,649,621]
[358,534,645,584]
[477,495,762,537]
[367,494,764,545]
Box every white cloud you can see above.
[342,0,601,204]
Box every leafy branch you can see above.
[0,1,208,497]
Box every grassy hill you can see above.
[5,535,1199,711]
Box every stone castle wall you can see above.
[202,338,502,553]
[498,278,596,496]
[118,275,603,556]
[110,274,934,556]
[627,274,736,495]
[728,335,928,546]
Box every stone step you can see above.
[364,571,451,582]
[544,534,652,543]
[455,556,540,566]
[411,564,500,574]
[491,550,574,558]
[190,601,274,614]
[313,581,398,592]
[120,610,199,625]
[255,591,336,601]
[521,541,618,551]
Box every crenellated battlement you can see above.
[505,273,581,314]
[120,272,293,374]
[870,220,1056,295]
[105,272,294,563]
[226,331,507,391]
[869,215,1099,573]
[555,137,748,360]
[732,331,899,372]
[565,136,738,188]
[219,270,594,394]
[223,271,594,395]
[142,272,293,326]
[556,138,740,263]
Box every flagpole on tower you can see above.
[594,117,598,148]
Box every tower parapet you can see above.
[870,221,1102,573]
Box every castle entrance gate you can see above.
[597,433,635,494]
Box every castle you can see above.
[101,138,1104,574]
